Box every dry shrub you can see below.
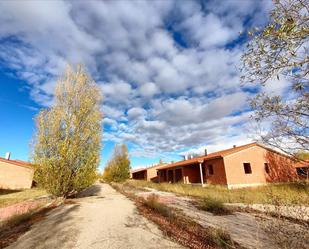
[205,228,235,249]
[199,198,232,215]
[142,194,176,219]
[112,183,241,249]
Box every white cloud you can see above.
[0,0,275,162]
[101,81,132,103]
[127,107,146,120]
[181,13,236,48]
[264,77,291,96]
[139,82,159,98]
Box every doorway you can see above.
[167,170,174,183]
[175,168,183,183]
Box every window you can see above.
[264,163,270,174]
[208,165,214,175]
[297,167,309,177]
[243,163,252,174]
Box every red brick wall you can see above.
[132,170,147,180]
[158,170,166,182]
[264,151,298,182]
[160,159,227,185]
[223,146,297,188]
[204,158,227,185]
[182,165,201,183]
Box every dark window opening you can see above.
[202,166,206,177]
[264,163,270,174]
[243,163,252,174]
[208,165,214,175]
[297,167,309,177]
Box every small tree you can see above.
[33,65,103,197]
[241,0,309,158]
[103,144,130,182]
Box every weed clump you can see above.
[141,194,176,219]
[205,228,234,249]
[199,198,232,215]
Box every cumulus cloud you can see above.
[101,81,132,104]
[139,82,159,98]
[0,0,274,162]
[127,107,146,120]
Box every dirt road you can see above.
[6,183,183,249]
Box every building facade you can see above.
[0,157,34,190]
[157,143,298,189]
[131,163,167,182]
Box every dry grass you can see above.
[0,205,43,229]
[198,198,232,215]
[0,188,47,208]
[0,204,57,249]
[142,194,177,219]
[126,180,309,205]
[141,194,237,248]
[112,182,241,249]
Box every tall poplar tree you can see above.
[33,65,103,197]
[103,144,130,182]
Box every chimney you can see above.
[233,145,236,148]
[5,152,11,160]
[204,149,208,156]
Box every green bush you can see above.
[103,144,130,182]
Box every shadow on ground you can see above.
[4,204,81,249]
[0,189,21,196]
[75,184,102,198]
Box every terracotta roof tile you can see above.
[131,163,167,173]
[0,157,33,169]
[158,142,258,170]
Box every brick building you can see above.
[0,157,34,190]
[157,143,298,189]
[131,163,167,182]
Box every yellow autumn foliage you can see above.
[33,65,103,197]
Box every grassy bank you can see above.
[0,202,58,249]
[0,188,47,208]
[126,180,309,205]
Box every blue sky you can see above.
[0,0,281,170]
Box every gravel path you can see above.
[6,183,183,249]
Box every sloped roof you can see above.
[158,142,259,170]
[295,160,309,168]
[131,163,167,174]
[0,157,33,169]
